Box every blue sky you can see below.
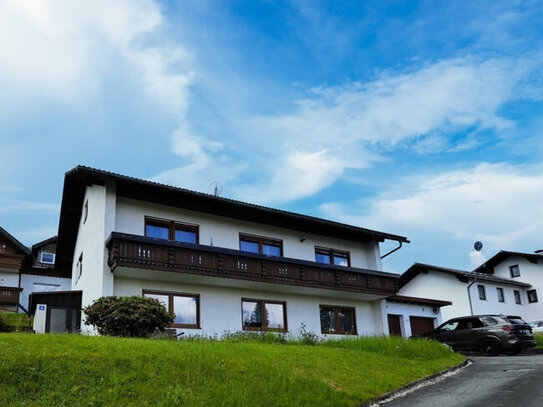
[1,0,542,274]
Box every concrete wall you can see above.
[113,276,385,339]
[115,197,382,270]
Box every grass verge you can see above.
[535,332,543,347]
[0,312,31,332]
[0,334,464,407]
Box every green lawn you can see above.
[0,333,464,407]
[535,332,543,347]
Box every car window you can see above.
[506,316,526,325]
[482,316,498,325]
[439,320,459,331]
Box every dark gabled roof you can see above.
[0,226,31,256]
[473,251,543,274]
[56,166,409,275]
[387,295,452,307]
[32,236,57,251]
[400,262,532,289]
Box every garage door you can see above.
[409,316,435,336]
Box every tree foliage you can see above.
[83,296,173,337]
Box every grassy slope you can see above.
[535,332,543,347]
[0,334,464,407]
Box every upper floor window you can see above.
[315,247,350,267]
[242,299,286,332]
[527,289,538,303]
[239,234,282,257]
[40,252,55,264]
[510,265,520,278]
[496,287,505,303]
[143,290,200,329]
[514,290,522,304]
[477,284,486,300]
[145,217,198,244]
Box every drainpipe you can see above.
[381,240,404,260]
[467,277,477,316]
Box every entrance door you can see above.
[409,316,435,336]
[46,307,80,333]
[388,314,402,336]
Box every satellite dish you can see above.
[208,181,223,197]
[474,241,483,252]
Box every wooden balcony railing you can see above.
[0,286,22,304]
[106,233,399,296]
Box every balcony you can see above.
[0,286,22,304]
[106,233,399,296]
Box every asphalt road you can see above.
[375,354,543,407]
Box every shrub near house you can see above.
[83,296,173,337]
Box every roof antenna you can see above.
[209,181,223,197]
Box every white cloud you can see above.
[0,199,59,215]
[0,0,193,112]
[319,163,543,251]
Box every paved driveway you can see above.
[376,354,543,407]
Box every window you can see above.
[496,287,505,303]
[145,217,198,244]
[83,200,88,224]
[76,253,83,281]
[242,299,286,331]
[40,252,55,264]
[143,290,200,328]
[509,265,520,278]
[315,247,350,267]
[527,289,538,303]
[239,234,282,257]
[514,290,522,304]
[477,284,486,300]
[320,305,356,335]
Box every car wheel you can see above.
[478,338,501,356]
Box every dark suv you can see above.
[420,315,536,356]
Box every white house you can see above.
[398,261,540,323]
[49,166,423,338]
[473,251,543,322]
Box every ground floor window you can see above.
[496,287,505,303]
[143,290,200,328]
[514,290,522,304]
[477,284,486,300]
[320,305,357,335]
[241,299,287,332]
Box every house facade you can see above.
[399,262,540,323]
[0,227,29,311]
[54,166,413,338]
[474,251,543,322]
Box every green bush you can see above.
[0,315,12,333]
[83,296,173,337]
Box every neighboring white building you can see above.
[473,251,543,322]
[54,166,418,338]
[399,262,540,323]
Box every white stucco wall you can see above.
[489,256,543,321]
[113,276,384,339]
[115,197,382,270]
[71,183,116,316]
[398,271,471,321]
[19,274,71,310]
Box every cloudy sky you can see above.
[1,0,542,274]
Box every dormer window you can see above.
[40,252,55,264]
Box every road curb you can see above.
[361,359,471,407]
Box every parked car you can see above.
[418,314,536,356]
[529,320,543,333]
